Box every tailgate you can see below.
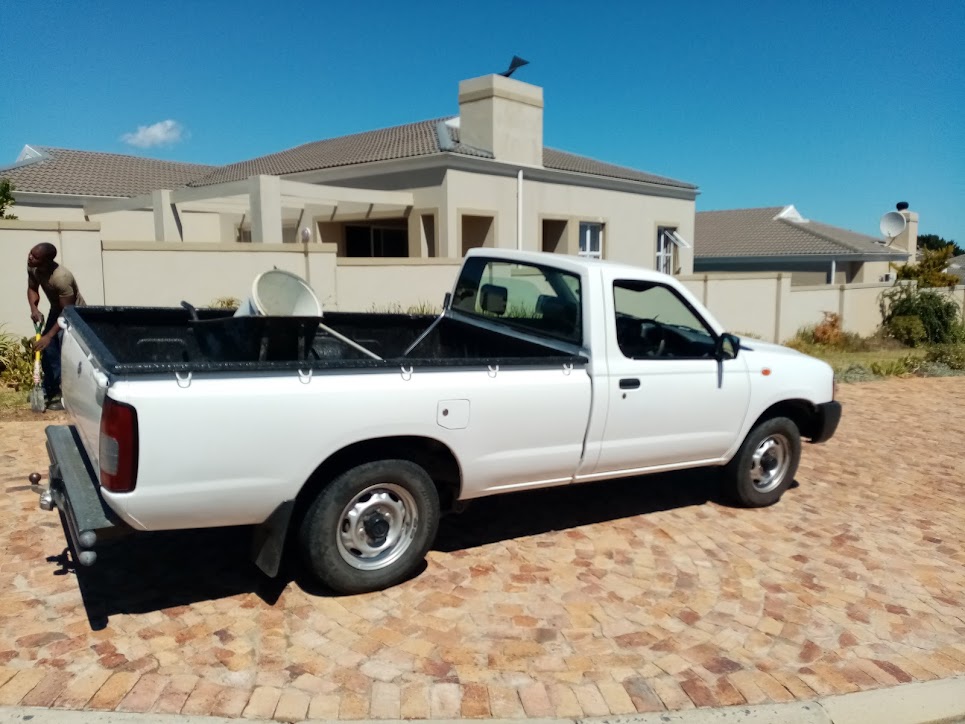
[60,321,109,475]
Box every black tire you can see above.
[299,459,440,594]
[724,417,801,508]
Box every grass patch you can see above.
[0,387,29,413]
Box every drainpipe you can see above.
[829,259,836,284]
[516,169,523,251]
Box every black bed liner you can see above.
[65,306,587,377]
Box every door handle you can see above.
[619,378,640,390]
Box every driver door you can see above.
[590,278,751,475]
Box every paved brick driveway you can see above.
[1,377,963,720]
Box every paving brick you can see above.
[179,680,224,716]
[518,682,554,717]
[152,674,199,714]
[307,693,340,720]
[370,681,401,719]
[0,669,45,705]
[54,669,113,709]
[87,672,140,710]
[1,379,964,718]
[116,673,168,712]
[243,686,280,719]
[273,690,309,722]
[459,681,490,718]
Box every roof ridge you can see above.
[32,146,217,170]
[777,217,885,254]
[697,206,787,215]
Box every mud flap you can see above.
[250,500,295,578]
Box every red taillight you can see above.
[99,397,139,493]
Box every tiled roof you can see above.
[947,253,965,282]
[542,148,695,188]
[0,147,216,198]
[695,206,906,259]
[190,118,696,189]
[5,120,695,196]
[189,119,478,187]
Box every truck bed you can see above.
[67,306,586,376]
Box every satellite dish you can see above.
[879,211,906,239]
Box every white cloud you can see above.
[121,120,185,148]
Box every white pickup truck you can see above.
[37,249,841,594]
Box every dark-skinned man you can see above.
[27,243,85,411]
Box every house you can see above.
[946,254,965,284]
[693,205,915,285]
[2,74,699,274]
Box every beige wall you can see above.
[334,259,461,312]
[99,242,334,308]
[12,204,87,222]
[444,169,696,272]
[782,285,841,337]
[682,273,786,341]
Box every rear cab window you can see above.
[452,258,583,346]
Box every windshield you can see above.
[451,257,583,345]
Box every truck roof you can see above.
[463,247,673,282]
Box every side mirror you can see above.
[479,284,508,315]
[717,333,740,360]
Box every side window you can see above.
[613,280,716,359]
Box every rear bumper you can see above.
[810,401,842,444]
[44,425,127,566]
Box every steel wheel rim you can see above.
[336,482,418,571]
[750,434,791,493]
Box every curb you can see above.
[0,676,962,724]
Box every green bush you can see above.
[881,285,963,345]
[209,296,240,310]
[925,343,965,370]
[0,336,35,391]
[886,315,927,347]
[836,363,877,383]
[869,354,923,377]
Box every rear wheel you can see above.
[299,459,440,594]
[724,417,801,507]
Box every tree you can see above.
[0,179,17,220]
[892,246,960,288]
[918,233,963,256]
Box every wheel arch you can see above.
[294,436,463,523]
[750,399,821,440]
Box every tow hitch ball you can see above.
[29,472,54,511]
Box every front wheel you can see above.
[724,417,801,507]
[299,460,440,594]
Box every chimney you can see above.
[458,74,543,167]
[894,202,919,260]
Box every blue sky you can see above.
[2,1,962,244]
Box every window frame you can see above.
[611,278,718,361]
[578,222,604,259]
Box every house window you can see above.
[461,214,495,255]
[579,222,603,258]
[345,224,408,257]
[656,226,691,275]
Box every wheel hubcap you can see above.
[336,483,417,571]
[750,434,790,493]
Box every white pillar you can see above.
[249,175,283,243]
[152,189,181,241]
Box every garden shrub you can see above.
[881,284,962,345]
[886,315,927,347]
[925,344,965,370]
